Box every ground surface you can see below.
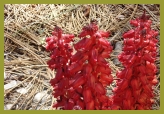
[4,4,160,110]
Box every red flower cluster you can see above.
[45,26,75,109]
[112,11,158,110]
[46,11,159,110]
[69,20,113,109]
[46,25,74,70]
[46,21,113,110]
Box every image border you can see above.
[2,1,162,114]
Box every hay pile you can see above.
[4,4,160,110]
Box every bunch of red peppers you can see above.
[46,12,158,110]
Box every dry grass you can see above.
[4,4,160,110]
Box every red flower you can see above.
[46,22,113,110]
[112,11,158,110]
